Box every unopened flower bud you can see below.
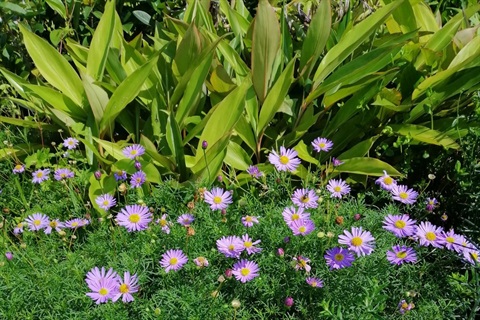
[94,170,102,180]
[135,161,142,171]
[202,140,208,149]
[118,183,127,193]
[283,236,290,243]
[221,209,227,216]
[225,269,233,279]
[317,231,325,238]
[441,213,448,221]
[326,231,334,238]
[217,275,225,283]
[217,175,223,182]
[284,297,294,307]
[231,299,241,309]
[20,243,27,249]
[5,252,13,260]
[354,213,362,221]
[277,248,284,257]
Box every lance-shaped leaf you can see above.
[251,0,281,103]
[224,141,252,170]
[100,54,159,133]
[174,23,203,77]
[390,124,460,149]
[194,80,251,163]
[312,0,405,89]
[87,0,116,80]
[334,157,402,176]
[81,73,109,126]
[299,0,331,81]
[18,24,85,106]
[257,57,295,137]
[166,115,188,181]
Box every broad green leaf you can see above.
[81,73,109,126]
[100,54,159,132]
[0,144,43,160]
[45,0,66,19]
[133,10,151,25]
[412,1,439,42]
[0,67,30,99]
[382,0,416,34]
[166,115,188,181]
[219,0,249,37]
[294,140,319,165]
[335,157,402,176]
[234,116,256,153]
[337,136,380,159]
[390,124,460,149]
[0,116,57,131]
[93,138,127,160]
[251,0,281,103]
[0,2,27,15]
[87,0,116,80]
[140,135,176,172]
[299,0,331,81]
[18,24,85,106]
[195,80,251,162]
[224,141,252,170]
[89,174,117,216]
[65,39,89,64]
[190,134,231,173]
[206,31,249,78]
[174,23,203,77]
[312,0,405,88]
[257,57,295,136]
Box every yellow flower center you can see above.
[471,252,478,261]
[299,226,307,233]
[103,200,110,206]
[130,150,138,156]
[446,236,455,243]
[425,232,436,241]
[129,214,140,223]
[279,155,289,165]
[244,241,252,248]
[245,216,252,222]
[36,172,44,178]
[119,284,129,294]
[318,143,326,149]
[228,244,235,250]
[68,141,74,145]
[301,196,310,203]
[60,173,67,178]
[15,164,22,170]
[351,237,363,247]
[394,220,406,229]
[136,178,142,183]
[117,171,123,175]
[33,219,41,226]
[213,196,222,204]
[160,219,167,227]
[291,213,299,220]
[99,288,109,296]
[71,222,79,227]
[401,302,409,309]
[384,177,393,185]
[311,281,317,287]
[399,192,408,199]
[334,186,341,192]
[170,257,178,265]
[49,221,58,227]
[240,268,250,276]
[334,253,344,261]
[396,251,407,259]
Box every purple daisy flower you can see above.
[13,222,24,234]
[416,221,443,248]
[398,300,415,314]
[216,236,244,258]
[32,169,50,184]
[324,247,355,270]
[204,187,233,210]
[282,206,310,226]
[122,144,145,159]
[246,165,263,178]
[241,215,259,227]
[382,214,417,238]
[293,256,311,273]
[268,146,301,172]
[63,137,79,150]
[306,277,324,288]
[232,259,260,283]
[391,185,418,204]
[375,170,397,191]
[291,188,319,209]
[455,235,475,254]
[193,257,209,267]
[338,227,375,257]
[177,214,195,227]
[114,170,128,181]
[241,234,262,255]
[85,267,120,304]
[116,204,152,232]
[13,164,25,174]
[311,137,333,153]
[160,249,188,272]
[463,249,480,265]
[386,245,417,265]
[156,214,172,234]
[25,213,49,231]
[95,194,116,211]
[425,197,438,211]
[289,219,315,236]
[438,229,460,251]
[54,168,74,181]
[65,218,84,229]
[332,157,344,166]
[326,179,350,198]
[112,272,139,303]
[130,170,146,188]
[44,219,65,234]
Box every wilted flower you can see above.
[268,146,301,172]
[122,144,145,159]
[231,299,241,309]
[14,222,24,234]
[246,165,263,178]
[331,157,344,166]
[398,300,415,314]
[156,214,172,234]
[293,255,311,273]
[114,170,127,181]
[425,198,438,211]
[311,137,333,153]
[193,257,209,268]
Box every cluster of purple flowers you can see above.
[383,214,480,265]
[375,171,419,204]
[216,235,262,283]
[14,213,89,235]
[282,206,315,236]
[85,267,139,304]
